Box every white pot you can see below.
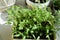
[15,0,26,7]
[0,12,13,40]
[0,24,13,40]
[0,12,8,24]
[0,0,16,11]
[26,0,50,8]
[0,0,15,39]
[14,39,47,40]
[13,38,57,40]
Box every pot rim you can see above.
[0,0,16,9]
[26,0,50,8]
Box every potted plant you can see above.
[7,5,56,40]
[53,0,60,10]
[26,0,50,9]
[54,10,60,40]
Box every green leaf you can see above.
[14,34,20,37]
[22,36,26,40]
[37,36,40,40]
[19,26,23,30]
[46,25,49,34]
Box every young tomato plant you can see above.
[7,5,55,40]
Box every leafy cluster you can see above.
[53,0,60,10]
[7,6,55,40]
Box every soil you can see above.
[29,0,46,3]
[14,29,55,40]
[13,21,55,40]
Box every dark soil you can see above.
[29,0,46,3]
[14,29,55,40]
[14,21,55,40]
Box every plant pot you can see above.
[0,12,13,40]
[0,24,12,40]
[15,0,26,7]
[26,0,50,9]
[13,38,56,40]
[14,39,47,40]
[0,12,8,24]
[13,33,56,40]
[0,0,15,11]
